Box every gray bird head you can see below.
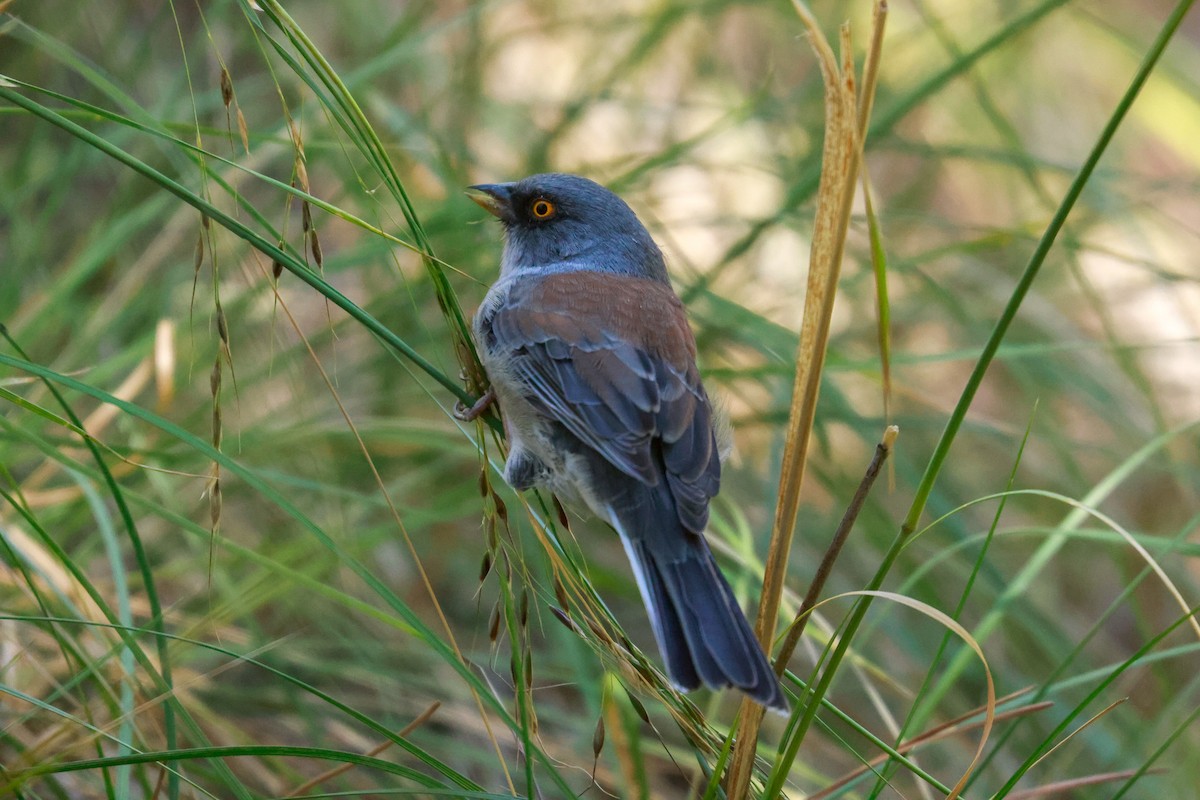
[467,173,669,284]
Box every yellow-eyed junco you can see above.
[465,173,786,712]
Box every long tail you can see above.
[613,512,788,712]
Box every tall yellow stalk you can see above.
[725,3,886,795]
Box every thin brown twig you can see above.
[1008,769,1167,800]
[774,426,897,674]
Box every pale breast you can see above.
[474,278,570,488]
[475,279,544,439]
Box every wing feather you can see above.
[484,271,720,532]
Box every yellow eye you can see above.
[531,198,556,219]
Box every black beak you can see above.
[466,183,514,220]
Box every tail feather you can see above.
[614,511,788,712]
[662,557,753,688]
[633,542,701,691]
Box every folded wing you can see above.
[486,270,720,533]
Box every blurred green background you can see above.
[2,0,1198,797]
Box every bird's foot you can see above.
[454,386,496,421]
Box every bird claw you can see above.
[455,386,496,421]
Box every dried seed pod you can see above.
[553,576,569,614]
[294,154,309,193]
[585,618,612,646]
[518,590,528,629]
[625,689,650,724]
[215,306,229,346]
[210,478,222,527]
[478,551,492,582]
[549,606,576,632]
[219,67,233,107]
[592,715,605,757]
[236,108,249,154]
[310,228,323,269]
[488,601,501,643]
[193,230,204,275]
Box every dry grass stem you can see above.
[726,3,886,794]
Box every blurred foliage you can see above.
[1,0,1198,797]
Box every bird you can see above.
[463,173,787,712]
